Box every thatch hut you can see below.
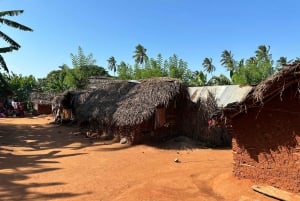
[216,61,300,193]
[183,85,252,147]
[63,77,190,144]
[30,92,55,115]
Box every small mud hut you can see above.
[184,85,252,147]
[216,61,300,193]
[67,77,189,144]
[30,92,55,115]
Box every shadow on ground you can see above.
[0,122,98,201]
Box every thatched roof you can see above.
[250,61,300,104]
[75,77,188,127]
[87,76,113,90]
[30,92,56,104]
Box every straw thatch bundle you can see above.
[75,77,188,127]
[251,61,300,103]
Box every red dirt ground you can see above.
[0,116,273,201]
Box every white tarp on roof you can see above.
[188,85,253,107]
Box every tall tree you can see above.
[202,57,215,74]
[133,44,148,66]
[42,64,70,92]
[277,56,287,66]
[7,73,37,101]
[107,56,117,76]
[275,56,289,71]
[117,61,133,80]
[166,54,191,83]
[220,50,235,78]
[255,45,274,78]
[255,45,271,62]
[70,46,96,68]
[0,10,32,73]
[68,47,108,89]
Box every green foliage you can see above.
[117,61,133,80]
[133,44,148,66]
[39,47,110,92]
[222,45,277,85]
[66,47,109,89]
[275,56,290,71]
[207,74,231,86]
[0,10,33,73]
[202,57,215,74]
[232,56,273,85]
[70,46,96,68]
[48,64,109,91]
[220,50,235,78]
[0,72,13,98]
[39,64,69,92]
[6,73,37,101]
[118,52,192,84]
[133,63,142,80]
[165,54,192,83]
[107,56,117,76]
[189,71,207,86]
[76,65,109,89]
[7,42,295,98]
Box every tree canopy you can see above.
[3,43,297,104]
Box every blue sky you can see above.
[1,0,300,78]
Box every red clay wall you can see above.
[232,86,300,192]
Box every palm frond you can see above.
[0,10,23,17]
[0,18,33,31]
[0,31,21,49]
[0,46,17,53]
[0,54,9,72]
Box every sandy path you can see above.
[0,116,273,201]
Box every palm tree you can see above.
[255,45,271,61]
[247,57,257,64]
[220,50,235,78]
[277,56,287,66]
[107,56,117,76]
[0,10,33,72]
[275,56,289,71]
[202,57,215,74]
[133,44,148,67]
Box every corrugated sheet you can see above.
[188,85,253,107]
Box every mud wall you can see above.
[232,86,300,192]
[181,102,231,147]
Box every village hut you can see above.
[30,92,55,115]
[215,61,300,193]
[183,85,252,147]
[70,77,190,144]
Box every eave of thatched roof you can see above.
[250,61,300,104]
[75,77,188,127]
[215,61,300,121]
